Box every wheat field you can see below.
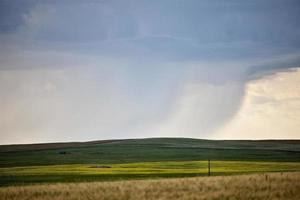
[1,172,299,200]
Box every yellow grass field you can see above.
[1,172,299,200]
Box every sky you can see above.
[0,0,300,144]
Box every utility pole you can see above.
[208,159,211,176]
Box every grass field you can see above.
[1,172,299,200]
[1,138,300,168]
[0,138,299,187]
[1,161,300,186]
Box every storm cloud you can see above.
[0,0,299,144]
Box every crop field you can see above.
[1,172,300,200]
[1,161,300,186]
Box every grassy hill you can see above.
[1,138,299,167]
[0,138,300,186]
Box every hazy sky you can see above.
[0,0,300,144]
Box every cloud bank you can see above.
[217,69,300,139]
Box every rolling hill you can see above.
[1,138,299,167]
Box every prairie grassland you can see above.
[1,138,299,168]
[0,172,299,200]
[1,161,300,186]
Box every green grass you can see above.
[0,138,299,186]
[1,138,300,167]
[1,161,300,186]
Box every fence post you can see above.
[208,159,211,176]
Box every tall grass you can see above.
[1,172,299,200]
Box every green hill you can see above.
[1,138,299,167]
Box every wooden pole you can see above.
[208,159,211,176]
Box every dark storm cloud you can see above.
[0,0,300,143]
